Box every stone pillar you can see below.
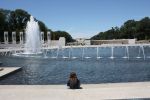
[12,32,16,44]
[20,32,23,44]
[4,31,8,44]
[47,31,51,46]
[41,32,44,44]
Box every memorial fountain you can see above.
[0,16,150,85]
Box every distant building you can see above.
[67,38,91,46]
[91,39,136,45]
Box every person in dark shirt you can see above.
[0,68,4,71]
[67,72,81,89]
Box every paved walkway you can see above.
[0,82,150,100]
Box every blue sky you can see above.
[0,0,150,38]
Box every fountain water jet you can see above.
[97,47,102,59]
[82,47,84,60]
[122,46,129,59]
[84,47,91,59]
[24,16,41,54]
[70,47,77,59]
[141,46,145,60]
[109,46,114,59]
[136,46,142,59]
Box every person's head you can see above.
[69,72,77,80]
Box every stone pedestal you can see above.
[4,31,8,44]
[58,37,66,47]
[12,32,16,44]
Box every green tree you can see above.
[91,17,150,40]
[0,8,74,42]
[51,31,74,43]
[38,20,48,40]
[0,11,6,42]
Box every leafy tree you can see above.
[0,11,5,42]
[91,17,150,40]
[51,31,74,43]
[38,20,48,40]
[0,8,74,43]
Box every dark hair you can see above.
[70,72,77,79]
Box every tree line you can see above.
[91,17,150,40]
[0,8,74,43]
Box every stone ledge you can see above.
[0,67,21,78]
[0,82,150,100]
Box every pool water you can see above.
[0,46,150,85]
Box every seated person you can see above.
[0,68,4,71]
[67,72,81,89]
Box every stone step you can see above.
[0,67,21,78]
[0,82,150,100]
